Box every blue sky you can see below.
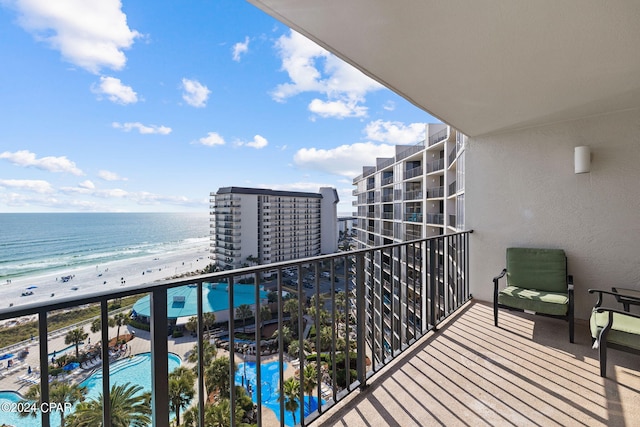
[0,0,437,214]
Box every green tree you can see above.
[19,381,87,427]
[90,318,102,334]
[66,383,151,427]
[271,325,293,350]
[109,312,130,343]
[187,340,217,365]
[287,339,312,359]
[283,298,300,329]
[259,305,272,332]
[169,366,195,426]
[65,327,89,359]
[205,356,236,397]
[235,304,253,333]
[279,377,300,425]
[302,363,318,412]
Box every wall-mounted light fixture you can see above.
[574,146,591,174]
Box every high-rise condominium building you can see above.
[210,187,339,270]
[352,124,466,355]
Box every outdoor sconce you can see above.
[574,146,591,174]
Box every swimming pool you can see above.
[236,361,322,427]
[132,282,269,319]
[0,352,181,427]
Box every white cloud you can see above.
[272,30,382,119]
[112,122,171,135]
[196,132,226,147]
[8,0,140,73]
[92,76,138,104]
[181,78,210,108]
[98,170,127,181]
[0,150,83,175]
[78,180,95,189]
[0,179,53,193]
[309,99,367,119]
[232,36,249,61]
[237,135,268,149]
[364,120,427,144]
[294,142,395,177]
[383,101,396,111]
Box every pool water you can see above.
[0,352,181,427]
[132,282,269,318]
[236,361,322,427]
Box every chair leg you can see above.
[569,317,574,343]
[599,339,608,377]
[598,327,610,378]
[494,304,498,327]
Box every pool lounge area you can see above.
[0,352,181,427]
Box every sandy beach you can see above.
[0,240,211,313]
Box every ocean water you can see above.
[0,213,209,279]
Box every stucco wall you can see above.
[467,109,640,320]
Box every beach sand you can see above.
[0,240,211,314]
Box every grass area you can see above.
[0,294,142,348]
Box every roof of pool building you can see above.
[132,282,269,320]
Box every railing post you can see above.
[228,276,236,427]
[150,288,169,427]
[355,252,367,387]
[38,310,50,427]
[100,300,111,427]
[196,282,205,427]
[429,239,437,330]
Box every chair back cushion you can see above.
[506,248,567,293]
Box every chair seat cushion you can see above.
[498,286,569,316]
[590,310,640,351]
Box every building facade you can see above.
[352,124,466,357]
[210,187,339,270]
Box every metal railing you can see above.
[0,231,472,427]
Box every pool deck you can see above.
[0,324,288,426]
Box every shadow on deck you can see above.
[317,301,640,427]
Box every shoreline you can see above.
[0,240,212,315]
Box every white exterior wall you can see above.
[239,194,259,264]
[320,187,339,254]
[467,109,640,320]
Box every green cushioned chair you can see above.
[493,247,574,342]
[588,288,640,377]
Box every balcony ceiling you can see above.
[247,0,640,137]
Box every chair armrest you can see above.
[595,306,640,320]
[567,275,574,290]
[611,287,640,305]
[493,268,507,286]
[589,288,640,308]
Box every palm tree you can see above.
[302,363,318,412]
[235,304,253,333]
[209,398,246,427]
[19,381,87,427]
[271,325,292,350]
[169,367,195,426]
[259,305,272,333]
[65,327,89,358]
[205,356,236,397]
[187,340,217,365]
[287,339,312,359]
[109,312,130,343]
[283,298,300,329]
[279,377,300,425]
[66,383,151,427]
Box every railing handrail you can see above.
[0,230,473,427]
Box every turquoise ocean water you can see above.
[0,213,209,280]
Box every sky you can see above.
[0,0,438,214]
